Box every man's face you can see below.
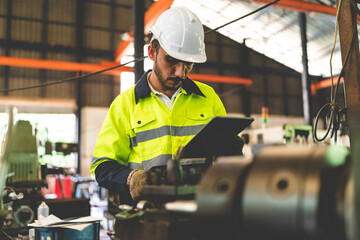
[152,47,194,91]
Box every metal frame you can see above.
[262,58,270,108]
[3,0,13,96]
[254,0,337,15]
[239,43,251,116]
[299,12,313,125]
[40,0,49,98]
[133,0,145,82]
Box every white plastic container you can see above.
[37,201,49,219]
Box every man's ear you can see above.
[148,45,156,60]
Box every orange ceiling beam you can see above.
[144,0,174,32]
[0,56,133,77]
[115,0,174,62]
[189,73,252,86]
[311,76,343,95]
[254,0,337,15]
[114,32,133,62]
[0,56,251,85]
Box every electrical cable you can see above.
[0,56,146,94]
[205,0,280,35]
[313,0,343,142]
[0,228,12,239]
[0,0,281,94]
[313,0,358,142]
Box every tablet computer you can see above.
[180,116,254,158]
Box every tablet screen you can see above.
[181,116,254,158]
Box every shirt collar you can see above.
[134,70,205,104]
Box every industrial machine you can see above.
[1,118,53,236]
[113,145,353,240]
[112,118,353,240]
[241,123,314,146]
[0,108,90,238]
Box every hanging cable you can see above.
[313,0,358,142]
[0,0,280,94]
[0,56,147,94]
[0,228,12,239]
[205,0,280,35]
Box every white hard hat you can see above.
[150,6,206,63]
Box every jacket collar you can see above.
[134,70,205,104]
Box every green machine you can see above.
[0,110,43,236]
[7,120,41,182]
[283,123,313,144]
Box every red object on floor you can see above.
[49,175,73,199]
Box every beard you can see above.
[153,58,183,91]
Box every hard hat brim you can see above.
[164,48,207,64]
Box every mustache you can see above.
[167,77,184,82]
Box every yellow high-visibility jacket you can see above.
[90,70,226,198]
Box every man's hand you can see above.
[129,170,157,201]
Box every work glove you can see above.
[129,170,157,201]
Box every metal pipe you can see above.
[40,0,49,98]
[165,201,198,213]
[240,42,251,117]
[133,0,145,83]
[3,0,12,96]
[263,58,269,108]
[299,12,313,126]
[75,0,84,175]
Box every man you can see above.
[90,6,226,204]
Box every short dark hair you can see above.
[151,39,160,53]
[148,33,160,53]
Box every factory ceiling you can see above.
[171,0,359,77]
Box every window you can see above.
[0,112,77,168]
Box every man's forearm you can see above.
[94,161,132,193]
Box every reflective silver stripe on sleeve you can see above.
[128,162,143,170]
[91,156,112,165]
[130,124,205,147]
[141,154,172,170]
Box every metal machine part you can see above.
[114,145,353,240]
[0,107,16,230]
[195,155,253,239]
[196,145,352,240]
[3,187,24,205]
[165,200,197,213]
[246,146,351,239]
[14,205,34,227]
[3,202,34,229]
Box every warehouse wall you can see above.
[81,106,108,177]
[0,0,141,106]
[0,0,323,116]
[0,0,330,177]
[195,30,316,117]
